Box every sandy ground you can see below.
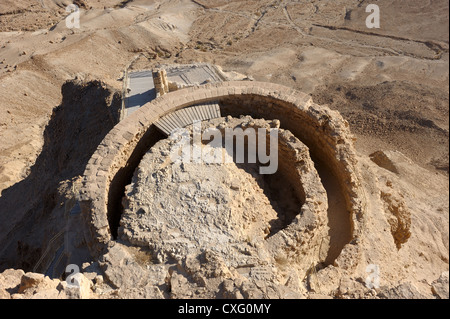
[0,0,448,298]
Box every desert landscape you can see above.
[0,0,448,300]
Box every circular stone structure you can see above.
[79,81,367,278]
[118,117,329,272]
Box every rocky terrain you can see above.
[0,0,448,299]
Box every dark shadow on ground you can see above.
[0,80,122,273]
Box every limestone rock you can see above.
[337,277,373,299]
[0,268,100,299]
[18,273,46,293]
[16,272,65,299]
[58,273,93,299]
[432,272,449,299]
[116,286,164,299]
[0,269,24,294]
[0,288,10,299]
[378,283,427,299]
[100,243,149,289]
[308,294,333,299]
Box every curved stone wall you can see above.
[79,81,366,261]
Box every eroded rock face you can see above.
[432,272,449,299]
[112,116,329,298]
[121,149,279,265]
[0,269,92,299]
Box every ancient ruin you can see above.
[67,65,369,298]
[0,0,447,300]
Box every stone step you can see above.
[155,102,221,136]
